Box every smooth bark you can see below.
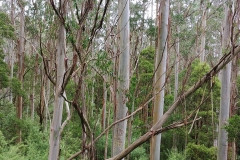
[48,1,67,159]
[217,3,232,160]
[200,1,207,62]
[112,0,130,157]
[16,0,25,143]
[102,76,107,130]
[173,0,180,149]
[9,0,15,103]
[151,0,169,159]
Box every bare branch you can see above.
[107,45,240,160]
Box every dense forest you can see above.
[0,0,240,159]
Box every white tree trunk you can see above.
[200,1,207,62]
[9,0,15,103]
[104,108,111,160]
[102,76,107,130]
[173,0,180,149]
[48,3,66,159]
[151,0,169,159]
[217,3,232,160]
[16,0,25,143]
[112,0,130,157]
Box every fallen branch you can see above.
[107,117,202,160]
[107,46,240,160]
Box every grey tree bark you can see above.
[112,0,130,157]
[150,0,169,159]
[16,0,25,143]
[48,1,67,159]
[217,2,232,160]
[200,0,207,62]
[9,0,15,103]
[172,0,180,149]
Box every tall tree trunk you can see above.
[228,48,239,160]
[228,34,239,160]
[217,3,232,160]
[173,0,180,149]
[44,72,51,131]
[104,108,111,160]
[48,1,67,159]
[39,67,46,129]
[81,80,88,160]
[102,76,107,130]
[151,0,169,159]
[200,0,207,62]
[228,1,240,159]
[9,0,15,103]
[112,0,130,157]
[30,49,38,120]
[126,96,135,160]
[16,0,25,143]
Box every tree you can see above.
[217,2,232,160]
[2,1,240,160]
[112,0,130,157]
[151,0,169,159]
[172,0,180,149]
[16,0,25,143]
[200,0,207,62]
[48,0,67,159]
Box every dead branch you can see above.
[107,45,240,160]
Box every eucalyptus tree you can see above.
[16,0,25,143]
[48,0,67,159]
[200,0,207,62]
[217,2,232,160]
[151,0,169,159]
[172,0,181,149]
[112,0,130,157]
[9,0,15,103]
[229,2,240,159]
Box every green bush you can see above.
[166,149,186,160]
[225,115,240,142]
[186,143,217,160]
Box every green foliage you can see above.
[65,80,77,100]
[225,115,240,142]
[23,119,48,160]
[186,143,217,160]
[60,121,82,159]
[130,145,148,160]
[0,144,26,160]
[95,134,112,160]
[0,12,15,44]
[0,52,25,99]
[166,149,186,160]
[95,51,112,75]
[10,77,25,97]
[0,131,7,153]
[146,18,156,38]
[160,60,221,156]
[0,118,49,159]
[0,53,9,89]
[177,60,220,146]
[130,46,154,105]
[0,102,48,159]
[0,103,18,141]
